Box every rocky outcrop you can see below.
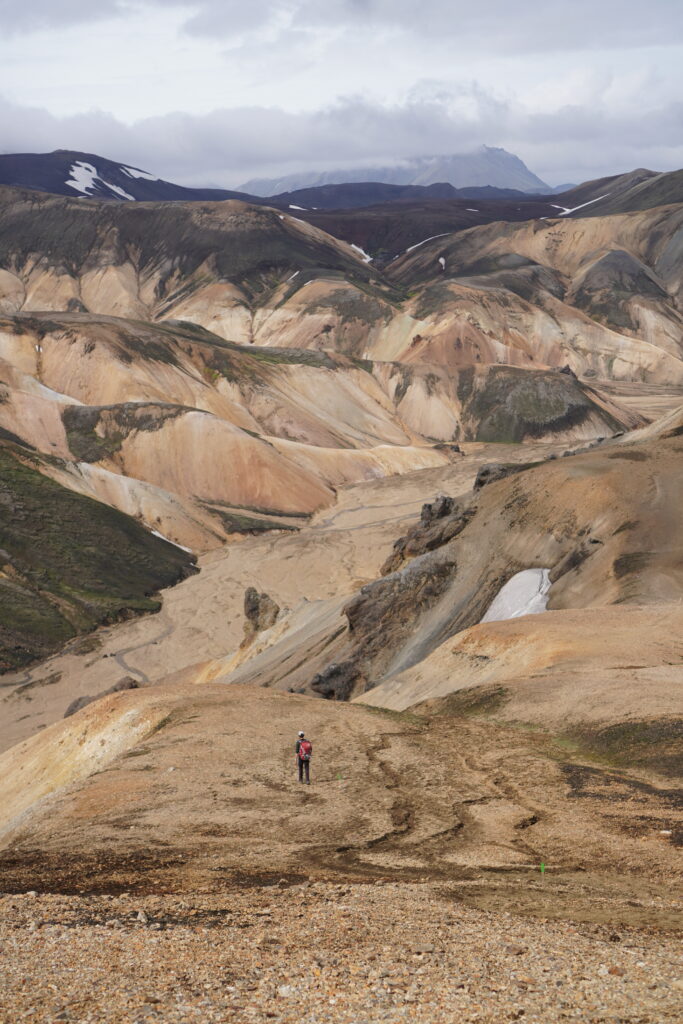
[242,587,280,646]
[381,495,474,574]
[473,462,535,490]
[312,553,457,700]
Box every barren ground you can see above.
[1,682,681,1022]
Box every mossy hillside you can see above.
[151,318,374,383]
[459,366,622,443]
[0,577,75,672]
[62,402,189,463]
[564,719,683,780]
[0,445,196,671]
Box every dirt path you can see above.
[112,607,175,684]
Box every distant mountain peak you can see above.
[239,147,549,196]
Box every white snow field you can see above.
[65,162,99,196]
[480,568,551,623]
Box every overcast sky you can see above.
[0,0,681,187]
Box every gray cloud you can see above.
[0,0,126,34]
[1,89,682,188]
[2,0,681,54]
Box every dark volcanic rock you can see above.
[311,554,457,699]
[311,660,364,701]
[243,587,280,644]
[420,494,456,524]
[474,463,528,490]
[381,496,474,574]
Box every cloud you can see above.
[1,88,682,188]
[2,0,680,55]
[0,0,127,34]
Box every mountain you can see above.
[0,180,656,668]
[0,149,253,203]
[549,167,683,218]
[268,181,540,210]
[290,195,562,263]
[240,146,550,195]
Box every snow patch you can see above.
[351,243,373,263]
[438,256,446,271]
[286,270,300,282]
[551,194,610,217]
[480,569,551,624]
[466,208,479,212]
[105,182,135,201]
[65,161,134,201]
[288,204,307,210]
[65,162,99,196]
[151,529,193,554]
[405,232,451,255]
[122,165,158,181]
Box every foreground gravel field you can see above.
[1,881,681,1024]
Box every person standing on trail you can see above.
[296,730,312,785]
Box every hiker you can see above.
[295,730,312,785]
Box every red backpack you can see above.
[299,740,312,761]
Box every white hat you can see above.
[298,731,305,736]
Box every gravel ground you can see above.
[1,882,681,1024]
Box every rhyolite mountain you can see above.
[0,176,660,668]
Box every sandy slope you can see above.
[1,683,680,890]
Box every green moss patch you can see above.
[423,684,510,718]
[460,365,621,443]
[0,444,196,671]
[564,719,683,780]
